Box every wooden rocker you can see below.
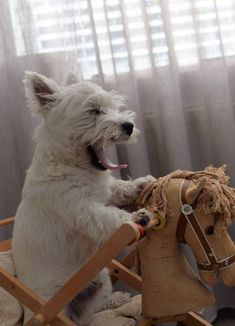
[0,216,212,326]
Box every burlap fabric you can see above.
[134,166,235,319]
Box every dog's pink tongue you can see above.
[95,146,128,170]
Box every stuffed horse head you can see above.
[133,166,235,319]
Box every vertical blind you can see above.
[8,0,235,78]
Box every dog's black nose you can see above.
[121,122,134,136]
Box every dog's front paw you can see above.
[103,291,131,310]
[111,183,141,207]
[129,175,156,202]
[116,294,142,320]
[111,175,156,208]
[133,175,156,194]
[132,208,155,226]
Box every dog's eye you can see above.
[205,225,214,235]
[89,106,100,114]
[91,107,106,115]
[93,108,100,114]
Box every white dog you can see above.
[12,72,153,325]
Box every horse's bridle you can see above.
[176,179,235,273]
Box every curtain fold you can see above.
[1,0,235,322]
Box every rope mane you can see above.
[136,165,235,234]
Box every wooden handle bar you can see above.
[146,218,160,229]
[0,217,15,228]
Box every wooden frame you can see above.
[0,217,212,326]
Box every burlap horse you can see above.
[132,165,235,319]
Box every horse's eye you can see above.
[205,226,214,235]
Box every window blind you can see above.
[9,0,235,78]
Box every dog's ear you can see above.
[90,74,103,86]
[64,72,82,86]
[24,71,60,117]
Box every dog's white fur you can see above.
[12,72,152,325]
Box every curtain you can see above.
[1,0,235,322]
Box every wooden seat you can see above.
[0,217,212,326]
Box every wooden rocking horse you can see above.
[2,165,233,325]
[133,165,235,319]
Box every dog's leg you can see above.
[66,280,103,321]
[60,175,155,244]
[110,175,155,208]
[68,269,112,325]
[102,291,131,310]
[68,268,132,326]
[63,202,133,243]
[82,204,154,243]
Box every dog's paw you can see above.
[133,175,156,193]
[132,208,155,226]
[104,291,131,310]
[111,176,156,208]
[116,294,142,320]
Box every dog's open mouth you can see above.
[87,145,128,171]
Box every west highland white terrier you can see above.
[12,72,153,325]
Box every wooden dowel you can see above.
[145,218,160,229]
[0,239,12,252]
[120,249,136,268]
[110,249,136,284]
[183,312,212,326]
[145,216,166,231]
[0,217,15,227]
[108,259,142,292]
[31,313,46,326]
[138,319,155,326]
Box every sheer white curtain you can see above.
[1,0,235,322]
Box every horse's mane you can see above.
[137,165,235,235]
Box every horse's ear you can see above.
[185,178,206,205]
